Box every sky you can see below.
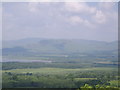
[2,2,118,41]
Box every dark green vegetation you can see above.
[2,38,119,88]
[2,67,119,88]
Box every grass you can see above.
[74,78,97,81]
[3,67,117,75]
[109,80,119,87]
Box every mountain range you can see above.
[2,38,118,55]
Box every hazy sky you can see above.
[2,2,118,41]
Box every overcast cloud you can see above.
[2,2,118,41]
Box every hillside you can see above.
[2,38,118,55]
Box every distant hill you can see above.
[2,38,118,55]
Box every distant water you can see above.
[2,59,52,63]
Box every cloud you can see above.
[67,16,94,28]
[93,10,106,24]
[64,2,96,14]
[28,2,40,12]
[100,0,118,2]
[92,2,117,25]
[64,2,117,25]
[99,2,115,10]
[28,2,52,13]
[68,16,84,24]
[2,2,118,41]
[64,2,97,27]
[83,20,95,28]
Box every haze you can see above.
[2,2,118,42]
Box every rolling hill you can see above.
[2,38,118,54]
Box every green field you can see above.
[2,67,119,88]
[3,67,117,75]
